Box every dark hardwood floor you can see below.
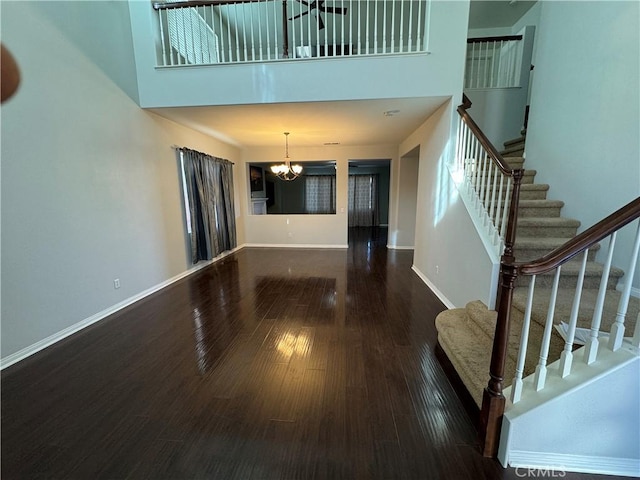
[1,227,616,479]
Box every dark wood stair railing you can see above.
[483,189,640,457]
[457,94,525,456]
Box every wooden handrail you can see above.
[457,95,525,457]
[457,98,521,178]
[467,35,523,44]
[518,197,640,276]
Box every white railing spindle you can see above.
[559,250,589,378]
[534,266,562,391]
[609,221,640,351]
[511,275,537,404]
[584,232,617,364]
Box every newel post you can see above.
[479,261,517,457]
[480,169,523,457]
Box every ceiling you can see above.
[150,97,449,148]
[468,0,537,30]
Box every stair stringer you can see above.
[498,344,640,477]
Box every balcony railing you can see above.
[152,0,431,67]
[464,35,524,89]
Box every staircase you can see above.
[435,133,639,408]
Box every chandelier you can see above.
[270,132,302,181]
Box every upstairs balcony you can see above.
[128,0,469,108]
[153,0,431,67]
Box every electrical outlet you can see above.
[435,266,439,274]
[114,278,121,289]
[287,232,293,238]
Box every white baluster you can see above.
[158,9,167,66]
[389,0,395,54]
[349,0,354,55]
[416,0,423,52]
[407,0,413,52]
[266,1,273,60]
[489,167,499,236]
[494,173,505,245]
[373,0,378,53]
[512,275,536,404]
[241,3,248,61]
[226,5,233,62]
[398,0,404,53]
[584,232,617,364]
[256,2,262,60]
[609,221,640,351]
[356,0,361,55]
[482,160,493,225]
[333,0,338,54]
[489,40,496,88]
[559,250,589,378]
[534,266,562,391]
[499,178,511,242]
[342,0,346,55]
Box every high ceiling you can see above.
[150,97,449,148]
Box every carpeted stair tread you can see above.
[512,287,640,334]
[503,136,526,147]
[517,217,580,227]
[505,157,525,169]
[518,199,564,208]
[517,200,564,218]
[436,306,517,407]
[464,301,547,375]
[520,184,549,200]
[501,144,525,156]
[516,237,575,250]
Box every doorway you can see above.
[347,159,391,246]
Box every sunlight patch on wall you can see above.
[433,140,459,227]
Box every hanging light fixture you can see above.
[271,132,302,181]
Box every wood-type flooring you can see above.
[1,228,621,479]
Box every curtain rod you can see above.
[171,145,235,165]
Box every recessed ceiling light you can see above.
[383,110,401,117]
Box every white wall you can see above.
[1,1,242,361]
[399,101,496,308]
[240,145,398,247]
[525,1,640,288]
[501,354,640,476]
[128,0,471,108]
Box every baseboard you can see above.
[387,245,414,250]
[244,243,348,249]
[507,451,640,478]
[0,245,245,370]
[410,265,456,309]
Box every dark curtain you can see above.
[348,174,379,226]
[181,148,236,263]
[305,175,336,214]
